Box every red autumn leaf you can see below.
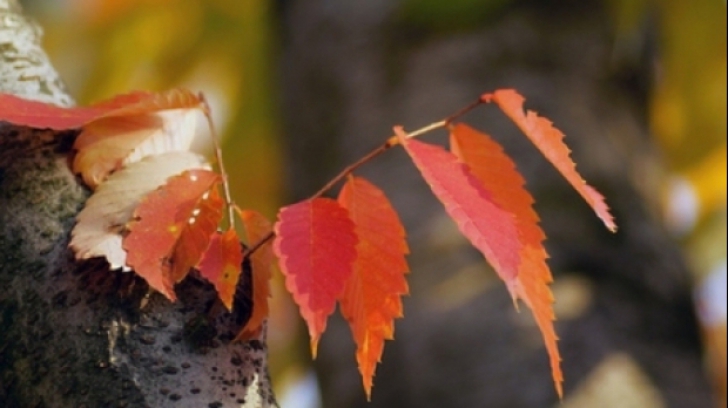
[0,93,121,129]
[337,176,409,400]
[123,169,221,300]
[483,89,616,232]
[73,89,204,188]
[197,228,244,311]
[235,208,274,340]
[450,123,562,397]
[394,126,521,285]
[273,198,358,356]
[0,89,198,131]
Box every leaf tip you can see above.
[310,336,321,360]
[479,92,493,103]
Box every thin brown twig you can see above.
[241,98,483,259]
[310,139,395,200]
[242,230,275,258]
[444,98,483,125]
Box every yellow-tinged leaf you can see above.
[197,228,244,311]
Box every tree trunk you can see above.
[0,1,276,406]
[278,0,715,407]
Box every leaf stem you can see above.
[444,98,482,125]
[242,102,476,258]
[310,140,394,199]
[243,230,275,258]
[200,94,235,230]
[315,119,454,199]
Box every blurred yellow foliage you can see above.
[36,0,282,217]
[611,1,726,405]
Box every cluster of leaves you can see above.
[0,88,615,399]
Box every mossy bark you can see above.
[0,1,276,406]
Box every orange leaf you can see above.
[483,89,616,232]
[450,123,562,397]
[169,187,225,283]
[395,126,521,285]
[338,176,409,400]
[197,228,244,311]
[73,89,204,188]
[273,198,358,356]
[94,89,203,119]
[512,247,563,398]
[235,209,274,340]
[450,123,544,245]
[123,169,221,300]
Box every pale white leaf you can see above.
[122,108,199,166]
[70,151,210,269]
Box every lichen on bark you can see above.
[0,0,73,106]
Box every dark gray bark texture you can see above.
[278,0,715,407]
[0,1,276,407]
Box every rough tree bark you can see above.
[279,1,715,407]
[0,1,276,407]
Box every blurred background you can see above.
[22,0,725,407]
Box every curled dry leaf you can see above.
[73,89,205,188]
[70,151,210,270]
